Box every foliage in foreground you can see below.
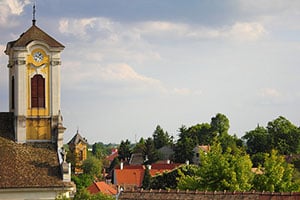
[150,141,300,192]
[73,189,115,200]
[252,150,300,192]
[177,141,253,191]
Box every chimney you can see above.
[120,161,124,170]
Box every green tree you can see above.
[108,157,120,174]
[210,113,230,136]
[66,150,77,174]
[188,123,214,145]
[176,165,201,190]
[118,139,131,162]
[82,156,102,177]
[177,141,253,191]
[153,125,172,149]
[144,137,159,164]
[174,125,197,163]
[150,165,196,189]
[267,116,300,155]
[132,138,146,154]
[252,150,300,192]
[72,174,94,190]
[92,142,110,160]
[242,125,270,155]
[73,188,115,200]
[142,167,151,189]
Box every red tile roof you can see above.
[114,163,182,187]
[151,163,181,170]
[123,165,145,169]
[87,181,117,195]
[114,169,145,187]
[106,151,118,162]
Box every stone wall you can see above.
[119,189,300,200]
[0,112,14,140]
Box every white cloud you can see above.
[59,17,267,44]
[138,20,267,41]
[62,62,164,93]
[259,88,281,98]
[59,17,97,39]
[172,88,202,96]
[7,0,30,15]
[226,22,267,41]
[0,0,30,26]
[100,64,160,85]
[59,17,119,42]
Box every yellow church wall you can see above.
[74,142,87,174]
[26,48,50,117]
[26,118,51,140]
[25,48,51,140]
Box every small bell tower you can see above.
[4,5,65,146]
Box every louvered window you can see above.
[31,75,45,108]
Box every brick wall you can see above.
[0,112,14,140]
[119,189,300,200]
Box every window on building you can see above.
[11,76,15,109]
[78,150,83,161]
[31,74,45,108]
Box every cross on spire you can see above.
[32,3,36,25]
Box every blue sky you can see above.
[1,0,300,144]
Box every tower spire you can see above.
[32,3,36,25]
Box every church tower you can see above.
[4,9,65,145]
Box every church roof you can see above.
[68,131,88,145]
[0,136,73,189]
[6,24,64,51]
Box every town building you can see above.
[113,163,181,190]
[0,7,74,199]
[68,130,88,174]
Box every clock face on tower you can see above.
[33,51,44,62]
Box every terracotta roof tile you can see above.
[114,169,144,187]
[151,163,181,170]
[106,151,118,162]
[87,181,117,195]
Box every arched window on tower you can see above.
[31,74,45,108]
[11,76,15,110]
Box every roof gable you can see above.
[7,25,64,49]
[68,132,88,145]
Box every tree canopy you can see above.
[177,141,253,191]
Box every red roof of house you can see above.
[149,163,181,176]
[106,151,119,162]
[114,169,145,187]
[87,181,117,195]
[114,163,182,187]
[199,145,210,152]
[151,163,181,170]
[123,165,145,169]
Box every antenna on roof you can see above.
[32,2,36,25]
